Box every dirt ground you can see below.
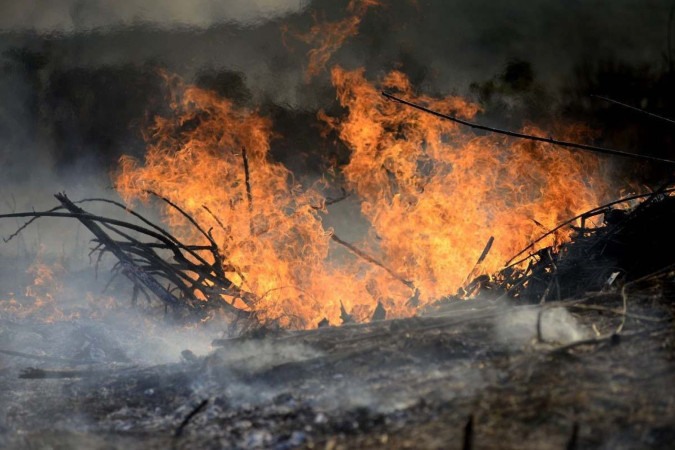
[1,291,674,449]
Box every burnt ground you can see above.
[0,289,674,450]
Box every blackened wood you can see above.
[54,193,185,310]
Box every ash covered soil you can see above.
[0,292,674,450]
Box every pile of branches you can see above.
[3,184,675,326]
[486,186,675,303]
[0,192,256,323]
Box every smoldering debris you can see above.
[0,1,675,449]
[1,290,673,449]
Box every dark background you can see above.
[1,0,674,208]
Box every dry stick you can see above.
[504,188,675,268]
[589,177,675,259]
[462,414,474,450]
[241,148,254,235]
[0,202,254,315]
[145,190,217,250]
[617,263,675,333]
[593,94,675,126]
[464,236,494,283]
[1,212,184,257]
[101,220,255,311]
[174,399,209,438]
[382,91,675,165]
[201,204,252,288]
[539,249,559,304]
[330,233,415,290]
[77,198,183,247]
[54,193,187,311]
[19,368,100,379]
[568,304,668,323]
[18,366,137,379]
[144,190,238,291]
[78,198,226,273]
[311,188,351,210]
[549,324,670,355]
[2,204,64,243]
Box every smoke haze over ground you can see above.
[0,0,672,318]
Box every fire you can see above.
[0,252,75,323]
[115,68,611,328]
[323,66,611,302]
[283,0,382,80]
[116,73,378,327]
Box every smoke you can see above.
[494,306,591,349]
[0,0,672,301]
[0,0,310,31]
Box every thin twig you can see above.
[145,190,217,250]
[592,94,675,126]
[566,422,579,450]
[617,263,675,333]
[462,236,494,289]
[549,325,670,354]
[382,91,675,165]
[312,188,351,210]
[539,249,559,304]
[241,147,254,235]
[174,399,209,437]
[504,188,675,267]
[330,233,415,290]
[568,304,669,323]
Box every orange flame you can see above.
[115,69,613,328]
[116,73,383,327]
[283,0,382,80]
[323,67,612,302]
[0,252,75,323]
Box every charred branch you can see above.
[241,147,254,235]
[592,94,675,126]
[330,233,415,291]
[0,193,257,322]
[382,92,675,166]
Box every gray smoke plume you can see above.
[0,0,310,31]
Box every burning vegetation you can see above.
[98,67,613,328]
[1,0,675,449]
